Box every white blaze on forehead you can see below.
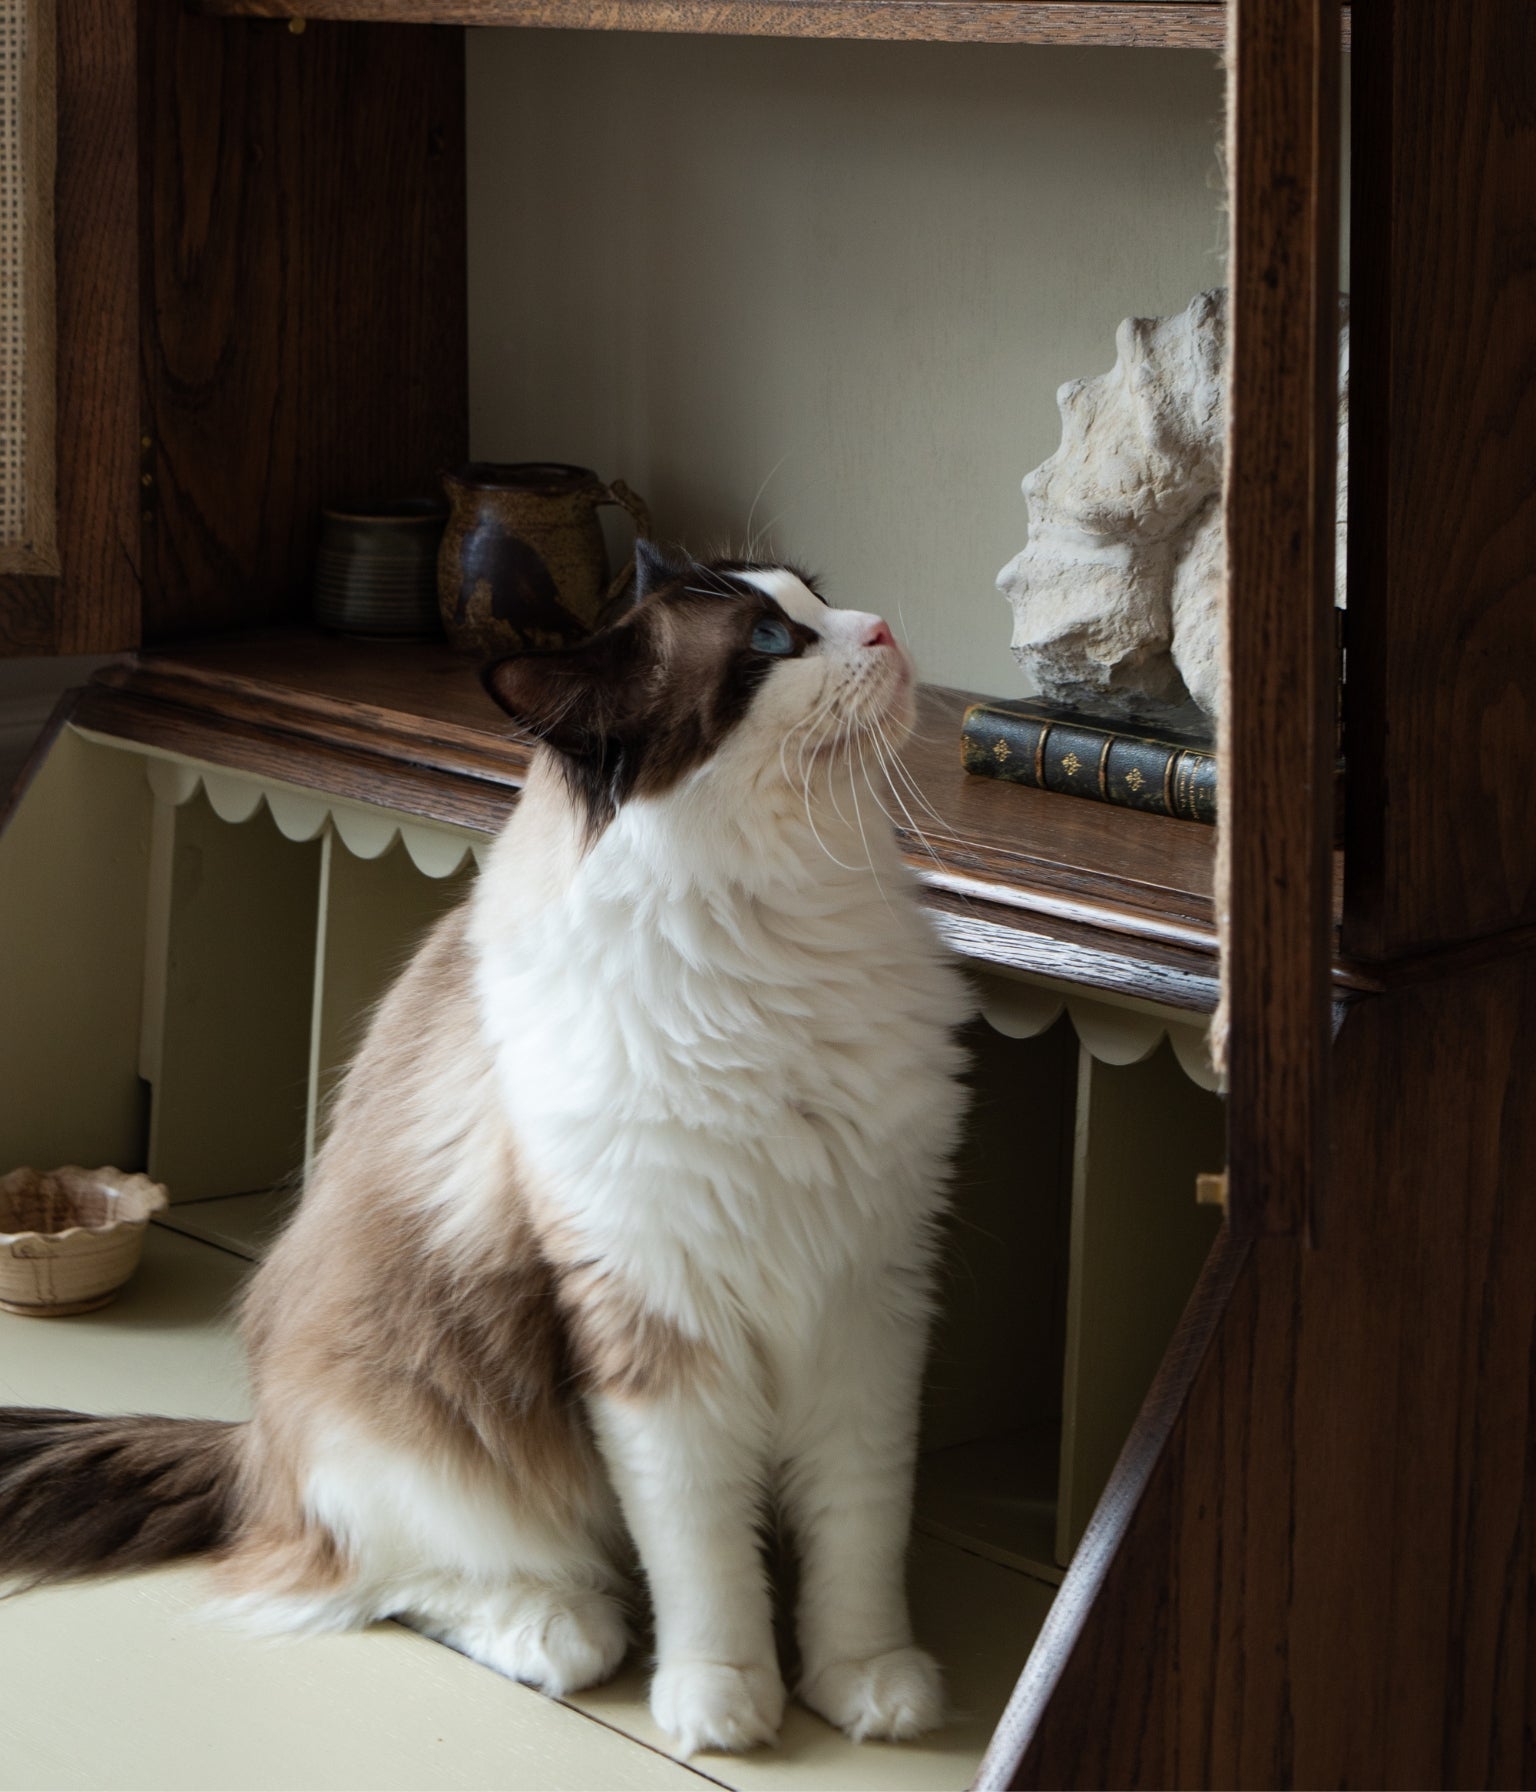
[735,568,826,629]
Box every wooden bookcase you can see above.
[2,1,1534,1787]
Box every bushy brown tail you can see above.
[0,1407,239,1587]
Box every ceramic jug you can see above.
[437,462,651,657]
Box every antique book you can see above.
[960,696,1218,824]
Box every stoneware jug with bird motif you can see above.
[437,462,651,657]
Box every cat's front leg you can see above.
[589,1383,784,1756]
[779,1280,944,1743]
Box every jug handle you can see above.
[594,480,654,624]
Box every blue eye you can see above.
[750,618,797,656]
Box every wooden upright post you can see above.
[1220,0,1340,1241]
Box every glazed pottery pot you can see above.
[0,1166,170,1317]
[313,498,448,638]
[438,462,651,656]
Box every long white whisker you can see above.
[796,689,845,790]
[876,719,952,834]
[849,733,899,917]
[799,724,863,873]
[778,684,839,780]
[787,688,864,872]
[869,726,949,878]
[821,703,862,833]
[744,455,789,557]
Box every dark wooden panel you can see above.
[991,958,1536,1787]
[1220,0,1340,1239]
[195,1,1233,48]
[55,0,142,652]
[924,891,1221,1011]
[191,0,1354,46]
[975,1223,1251,1789]
[1344,0,1536,959]
[138,3,467,642]
[0,576,61,654]
[194,0,1352,48]
[0,0,142,656]
[72,684,519,831]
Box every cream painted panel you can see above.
[922,1014,1074,1453]
[467,36,1230,696]
[147,790,319,1202]
[0,730,150,1175]
[1055,1037,1224,1562]
[309,837,475,1161]
[156,1186,294,1262]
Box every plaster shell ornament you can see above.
[997,288,1349,724]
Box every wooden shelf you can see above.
[74,629,1230,1009]
[195,0,1350,51]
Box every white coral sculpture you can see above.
[997,287,1349,723]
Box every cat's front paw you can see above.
[800,1645,944,1743]
[651,1658,785,1755]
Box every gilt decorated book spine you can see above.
[960,700,1218,825]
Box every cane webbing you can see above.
[0,0,57,576]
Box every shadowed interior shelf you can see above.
[192,0,1351,50]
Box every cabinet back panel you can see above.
[147,790,319,1200]
[139,4,467,642]
[467,35,1228,697]
[924,1014,1075,1452]
[0,731,150,1172]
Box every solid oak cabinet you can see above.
[2,2,1534,1788]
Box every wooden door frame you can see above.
[0,0,142,656]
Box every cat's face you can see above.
[482,544,913,832]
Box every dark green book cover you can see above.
[960,696,1218,825]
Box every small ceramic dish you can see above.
[0,1166,170,1317]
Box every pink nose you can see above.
[862,619,896,649]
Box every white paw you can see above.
[472,1590,629,1696]
[651,1658,785,1755]
[800,1645,944,1743]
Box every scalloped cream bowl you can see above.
[0,1167,169,1317]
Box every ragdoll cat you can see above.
[0,545,971,1755]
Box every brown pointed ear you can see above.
[633,539,688,602]
[480,627,645,756]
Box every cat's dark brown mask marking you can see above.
[482,544,825,835]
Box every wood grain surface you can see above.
[1220,0,1340,1240]
[975,1219,1252,1790]
[138,0,467,642]
[0,0,141,655]
[192,0,1351,49]
[193,1,1234,48]
[71,632,1410,1005]
[70,628,1238,1001]
[991,959,1536,1788]
[1344,0,1536,959]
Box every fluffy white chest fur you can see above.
[475,762,972,1347]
